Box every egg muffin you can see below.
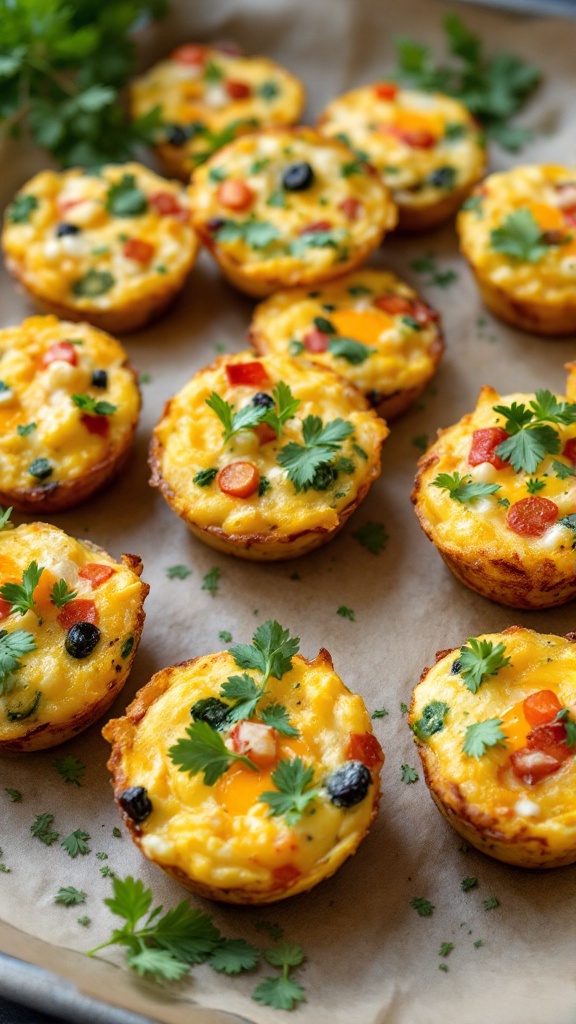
[0,520,148,752]
[0,315,140,513]
[149,350,388,560]
[318,84,486,232]
[410,626,576,868]
[249,268,444,421]
[412,374,576,608]
[103,620,384,903]
[457,165,576,335]
[188,127,397,297]
[131,43,305,181]
[2,163,198,333]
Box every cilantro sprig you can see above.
[0,561,44,621]
[458,638,511,694]
[51,579,77,609]
[253,944,306,1011]
[0,629,37,695]
[463,718,507,758]
[432,472,500,504]
[493,390,576,474]
[259,758,319,826]
[277,415,354,492]
[207,381,300,445]
[490,209,552,263]
[168,719,258,785]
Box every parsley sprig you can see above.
[463,718,507,758]
[253,944,306,1011]
[458,638,511,694]
[493,390,576,474]
[259,758,319,826]
[207,381,300,445]
[51,579,77,609]
[0,629,37,695]
[277,416,354,492]
[0,561,44,621]
[169,719,258,785]
[432,472,500,504]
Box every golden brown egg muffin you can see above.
[318,84,486,232]
[103,620,384,904]
[457,164,576,335]
[149,350,388,560]
[0,520,148,752]
[2,163,198,333]
[410,626,576,868]
[0,316,140,513]
[188,127,397,297]
[131,42,305,181]
[412,372,576,608]
[249,268,444,421]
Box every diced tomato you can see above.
[373,294,413,315]
[523,689,563,727]
[385,125,436,148]
[217,179,254,211]
[272,863,301,886]
[374,82,398,101]
[171,44,205,66]
[41,342,78,368]
[345,732,384,769]
[468,427,510,470]
[78,563,115,588]
[563,209,576,228]
[339,197,363,221]
[303,329,330,353]
[225,80,251,99]
[506,496,558,537]
[148,191,184,217]
[412,300,440,325]
[299,220,331,235]
[57,598,98,630]
[81,414,110,437]
[527,720,572,762]
[562,437,576,466]
[122,238,154,263]
[510,747,561,785]
[226,361,270,386]
[255,422,277,446]
[229,720,277,768]
[0,597,12,620]
[217,461,260,498]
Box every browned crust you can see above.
[0,364,141,514]
[5,257,196,335]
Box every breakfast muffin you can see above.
[103,620,384,903]
[250,268,444,421]
[2,163,198,333]
[0,519,148,752]
[188,126,397,297]
[457,164,576,335]
[131,42,305,180]
[0,315,140,513]
[412,373,576,608]
[149,350,388,560]
[410,626,576,868]
[318,84,486,231]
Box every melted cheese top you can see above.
[251,268,442,398]
[319,86,486,210]
[105,650,379,892]
[131,46,304,173]
[458,164,576,302]
[153,351,388,538]
[2,163,198,311]
[417,385,576,558]
[0,316,139,492]
[188,128,397,278]
[411,628,576,837]
[0,522,145,742]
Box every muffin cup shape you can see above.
[103,645,384,904]
[0,521,149,752]
[0,316,140,513]
[2,163,199,333]
[317,85,486,232]
[412,376,576,608]
[457,165,576,336]
[188,126,397,297]
[131,44,305,181]
[149,350,388,560]
[410,626,576,868]
[249,268,444,421]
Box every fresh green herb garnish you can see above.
[16,423,36,437]
[168,719,257,785]
[218,630,233,644]
[372,708,389,719]
[77,916,91,927]
[166,565,192,580]
[5,788,22,802]
[72,269,115,298]
[400,703,409,715]
[352,521,389,554]
[121,636,134,659]
[493,390,576,474]
[461,876,478,892]
[431,471,500,504]
[277,415,353,492]
[220,620,299,729]
[207,381,300,445]
[0,562,44,621]
[6,194,39,223]
[290,229,345,258]
[552,460,576,480]
[61,829,91,858]
[409,253,458,289]
[462,195,484,216]
[96,852,108,860]
[463,718,507,758]
[202,566,221,596]
[0,507,13,531]
[193,467,218,487]
[208,166,227,184]
[458,638,511,694]
[28,457,53,479]
[55,886,87,906]
[106,174,147,217]
[53,755,86,786]
[490,208,551,262]
[410,896,434,917]
[215,219,280,249]
[72,394,117,416]
[401,764,419,784]
[50,579,77,609]
[258,476,271,497]
[526,477,546,494]
[483,896,500,911]
[328,337,375,364]
[337,605,355,621]
[252,943,306,1011]
[555,708,576,746]
[259,758,319,826]
[412,701,449,740]
[439,942,454,957]
[209,939,260,975]
[267,190,287,208]
[30,812,59,846]
[260,703,299,737]
[112,827,121,839]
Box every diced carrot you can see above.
[122,238,154,263]
[374,82,398,101]
[217,461,260,498]
[523,689,563,727]
[225,80,251,99]
[217,179,254,211]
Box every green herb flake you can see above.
[337,605,355,621]
[106,173,147,217]
[267,190,287,208]
[17,422,36,437]
[410,896,434,917]
[552,459,576,480]
[463,718,507,758]
[77,916,91,927]
[372,708,389,719]
[400,702,409,715]
[483,896,500,911]
[412,700,449,740]
[439,942,454,957]
[7,194,39,223]
[166,564,192,580]
[491,208,550,262]
[432,471,500,504]
[458,638,511,693]
[72,269,115,298]
[259,758,318,826]
[112,827,121,839]
[121,636,134,659]
[5,788,22,802]
[55,886,87,907]
[194,467,218,487]
[218,630,233,644]
[53,756,86,786]
[51,579,77,609]
[169,719,257,785]
[61,829,91,858]
[352,520,389,554]
[28,457,53,480]
[401,764,419,784]
[461,876,478,892]
[30,813,59,846]
[202,566,221,596]
[474,939,484,948]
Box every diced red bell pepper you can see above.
[255,422,277,446]
[225,80,251,99]
[217,179,254,211]
[303,329,330,353]
[527,720,572,762]
[345,732,383,769]
[272,863,301,886]
[562,438,576,466]
[506,496,558,537]
[523,689,563,727]
[217,461,260,498]
[81,414,110,437]
[41,342,78,368]
[374,82,398,101]
[386,126,436,148]
[226,361,270,386]
[148,191,184,217]
[339,197,363,221]
[510,747,561,785]
[171,44,205,65]
[0,597,12,620]
[78,563,115,588]
[57,598,98,630]
[373,294,413,315]
[563,209,576,228]
[468,427,510,470]
[122,238,155,263]
[299,220,331,235]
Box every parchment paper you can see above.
[1,2,576,1022]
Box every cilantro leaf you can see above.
[193,467,218,487]
[260,703,300,737]
[52,755,86,786]
[483,896,500,911]
[352,521,389,554]
[552,460,576,481]
[439,942,454,957]
[290,229,345,257]
[55,886,87,907]
[72,394,117,416]
[106,174,147,217]
[261,381,301,436]
[168,719,257,785]
[259,757,319,826]
[432,472,500,504]
[337,605,355,621]
[252,975,306,1011]
[202,567,220,596]
[463,718,507,758]
[410,896,434,917]
[51,579,77,609]
[61,829,91,858]
[231,619,299,686]
[30,813,59,846]
[103,875,152,930]
[401,764,419,784]
[328,337,375,365]
[7,194,38,223]
[461,876,478,892]
[219,673,261,723]
[5,788,22,802]
[215,219,280,249]
[0,629,37,695]
[490,209,550,262]
[166,565,192,580]
[458,638,511,694]
[412,701,449,741]
[151,901,220,963]
[206,391,265,444]
[265,943,305,969]
[277,415,354,492]
[126,948,190,982]
[495,424,560,474]
[210,938,260,974]
[0,561,44,619]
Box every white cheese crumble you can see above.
[514,796,540,818]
